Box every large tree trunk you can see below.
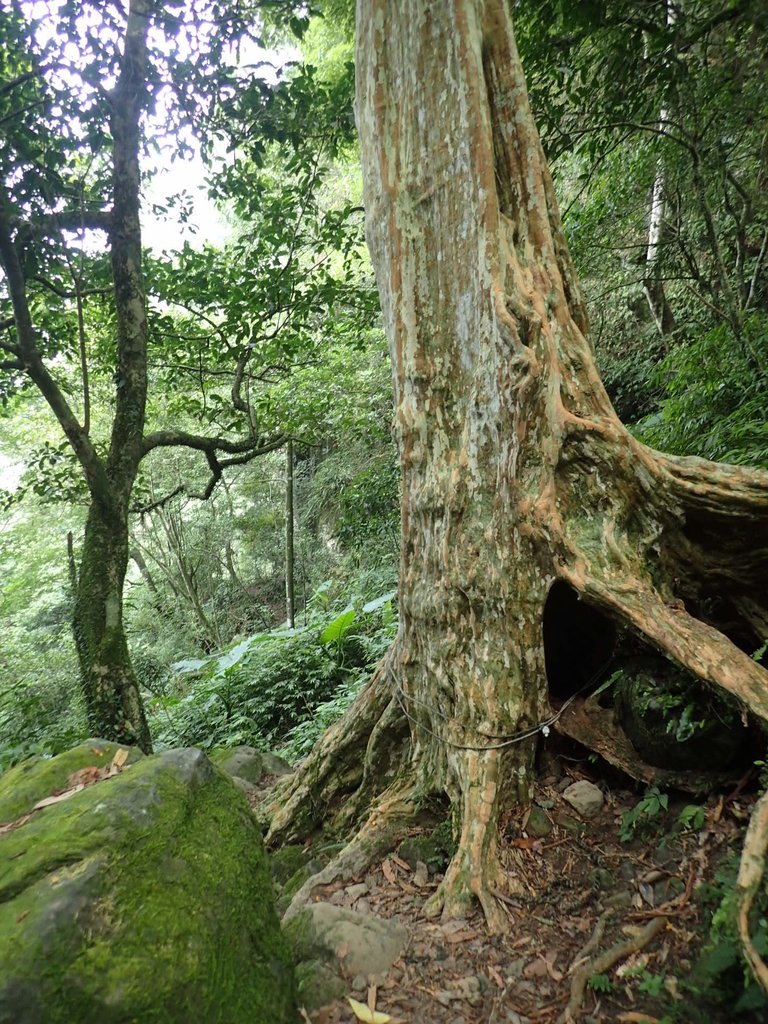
[267,0,768,932]
[74,502,152,752]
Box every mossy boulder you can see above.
[0,744,295,1024]
[209,746,292,787]
[285,903,408,1011]
[0,738,144,823]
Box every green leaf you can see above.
[320,606,355,645]
[362,590,396,614]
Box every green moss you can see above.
[294,959,346,1011]
[0,748,295,1023]
[397,820,456,873]
[270,844,311,885]
[0,739,143,824]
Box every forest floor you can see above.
[284,755,762,1024]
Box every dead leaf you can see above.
[382,859,397,885]
[16,910,30,924]
[487,965,505,988]
[67,766,103,788]
[347,996,391,1023]
[523,958,550,979]
[544,950,563,982]
[32,784,85,810]
[616,1014,660,1023]
[367,985,377,1013]
[443,928,478,943]
[336,941,350,961]
[413,860,429,887]
[111,747,129,769]
[390,854,410,872]
[90,747,106,756]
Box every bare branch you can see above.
[132,433,286,513]
[0,69,41,98]
[141,428,284,458]
[28,274,110,300]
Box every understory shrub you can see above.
[148,590,397,753]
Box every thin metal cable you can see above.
[387,658,613,752]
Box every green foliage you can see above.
[682,853,768,1019]
[678,804,707,832]
[588,973,615,994]
[619,786,669,842]
[635,317,768,467]
[148,587,397,753]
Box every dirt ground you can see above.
[292,759,762,1024]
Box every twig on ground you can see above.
[560,915,668,1023]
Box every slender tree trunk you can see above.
[74,501,151,751]
[70,0,155,752]
[643,2,677,343]
[266,0,768,933]
[285,439,295,629]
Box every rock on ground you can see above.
[210,744,293,786]
[562,779,604,818]
[285,902,409,1011]
[0,741,294,1024]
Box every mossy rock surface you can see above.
[270,844,311,885]
[0,745,295,1024]
[0,739,143,824]
[209,745,292,786]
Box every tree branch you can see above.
[141,429,284,458]
[28,274,110,300]
[0,202,111,505]
[133,433,286,513]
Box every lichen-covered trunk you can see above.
[268,0,768,931]
[74,500,151,752]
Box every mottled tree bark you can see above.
[266,0,768,932]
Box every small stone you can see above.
[413,860,429,887]
[351,974,367,992]
[588,867,612,890]
[345,883,369,902]
[654,843,677,869]
[526,806,553,838]
[507,956,527,979]
[604,890,632,909]
[355,898,372,915]
[619,861,635,882]
[555,812,586,835]
[562,780,604,818]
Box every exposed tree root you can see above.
[560,914,668,1023]
[266,647,402,846]
[423,747,526,934]
[282,782,417,922]
[737,787,768,996]
[561,567,768,723]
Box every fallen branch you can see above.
[560,916,668,1023]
